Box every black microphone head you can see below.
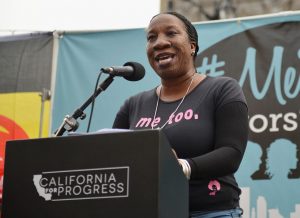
[123,62,145,81]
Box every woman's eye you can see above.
[147,35,155,41]
[168,31,177,36]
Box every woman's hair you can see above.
[151,11,199,58]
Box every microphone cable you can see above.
[86,70,103,132]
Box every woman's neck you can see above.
[158,71,206,102]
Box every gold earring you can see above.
[191,51,195,56]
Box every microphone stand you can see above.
[54,74,115,137]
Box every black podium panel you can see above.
[2,130,188,218]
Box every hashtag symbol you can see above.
[197,54,225,77]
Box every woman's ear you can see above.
[190,42,196,51]
[190,42,197,56]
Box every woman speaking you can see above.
[113,12,248,218]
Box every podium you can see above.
[2,129,188,218]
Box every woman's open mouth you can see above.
[155,53,175,66]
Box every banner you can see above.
[53,12,300,218]
[195,14,300,218]
[0,33,53,199]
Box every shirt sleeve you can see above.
[112,99,130,129]
[188,101,249,179]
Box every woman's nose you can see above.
[153,35,171,50]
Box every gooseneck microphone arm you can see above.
[53,74,115,137]
[53,61,145,137]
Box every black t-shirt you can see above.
[113,76,248,211]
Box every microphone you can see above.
[101,62,145,81]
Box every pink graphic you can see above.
[208,180,221,196]
[135,109,199,128]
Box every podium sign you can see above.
[2,130,188,218]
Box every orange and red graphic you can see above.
[0,115,29,199]
[0,92,51,201]
[0,114,29,156]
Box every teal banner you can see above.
[53,12,300,218]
